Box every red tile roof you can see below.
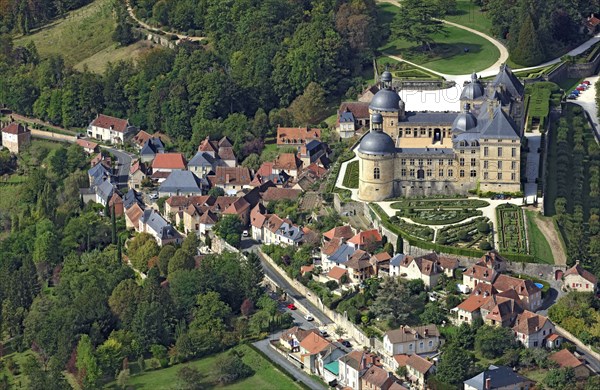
[208,166,252,186]
[300,265,314,275]
[305,163,328,177]
[91,114,129,133]
[394,354,410,367]
[76,139,98,150]
[1,122,28,135]
[464,264,498,283]
[277,126,321,145]
[372,252,392,262]
[406,354,434,375]
[348,229,382,246]
[198,136,218,153]
[564,262,598,284]
[322,238,342,256]
[261,187,301,202]
[324,225,354,241]
[456,294,491,313]
[549,349,584,369]
[339,101,370,119]
[299,333,331,355]
[493,274,540,297]
[327,266,348,280]
[132,130,152,147]
[152,153,187,170]
[273,153,302,171]
[513,310,550,335]
[125,203,144,227]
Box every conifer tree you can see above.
[511,13,545,66]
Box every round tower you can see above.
[358,113,396,202]
[369,70,405,138]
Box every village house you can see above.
[512,310,556,348]
[492,274,542,311]
[297,332,334,374]
[279,326,320,352]
[151,153,187,174]
[1,122,31,154]
[128,160,148,190]
[405,354,434,390]
[131,130,167,149]
[453,290,493,325]
[76,139,99,154]
[397,255,442,289]
[298,139,329,167]
[477,251,508,273]
[87,114,136,144]
[277,126,321,146]
[140,138,165,162]
[462,264,499,290]
[259,214,304,246]
[337,101,370,135]
[337,351,382,390]
[347,229,383,251]
[109,193,124,217]
[464,365,533,390]
[563,260,597,292]
[322,243,356,272]
[360,365,401,390]
[253,162,291,187]
[158,170,205,197]
[260,187,302,205]
[125,203,144,230]
[207,166,252,195]
[95,180,115,207]
[479,289,524,328]
[138,209,183,246]
[549,349,590,380]
[382,325,440,367]
[273,153,303,178]
[223,197,252,226]
[344,250,376,283]
[338,108,357,139]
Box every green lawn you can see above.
[107,345,305,390]
[444,0,493,36]
[14,0,151,72]
[376,3,500,74]
[342,160,359,188]
[524,210,555,264]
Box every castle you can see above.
[357,65,526,202]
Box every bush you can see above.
[216,352,254,384]
[479,240,492,250]
[477,222,490,234]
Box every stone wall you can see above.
[333,193,363,216]
[30,129,76,143]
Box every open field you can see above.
[524,210,556,264]
[14,0,151,72]
[106,344,305,390]
[444,0,493,36]
[376,3,500,74]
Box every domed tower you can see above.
[460,72,485,106]
[452,103,478,134]
[358,113,396,202]
[369,70,405,139]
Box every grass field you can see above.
[444,0,493,36]
[14,0,151,72]
[75,40,154,73]
[107,345,305,390]
[524,210,555,264]
[376,3,499,74]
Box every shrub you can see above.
[479,240,492,250]
[458,230,471,241]
[477,222,490,234]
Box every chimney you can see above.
[575,260,580,266]
[347,254,351,261]
[485,377,491,390]
[225,173,230,183]
[535,326,539,332]
[424,328,429,336]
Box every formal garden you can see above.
[496,204,528,255]
[342,160,359,188]
[390,198,489,209]
[389,215,435,241]
[395,207,482,225]
[524,82,562,132]
[436,217,493,250]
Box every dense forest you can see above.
[482,0,600,65]
[0,0,94,34]
[0,0,378,161]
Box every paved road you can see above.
[101,146,133,187]
[253,338,325,390]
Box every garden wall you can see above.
[30,129,76,143]
[333,193,363,216]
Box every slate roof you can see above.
[158,170,203,194]
[123,189,144,209]
[140,138,165,156]
[464,365,530,390]
[328,244,356,264]
[140,209,182,240]
[402,111,458,124]
[188,151,216,167]
[88,163,111,187]
[97,180,115,203]
[491,64,524,98]
[479,107,520,139]
[390,253,406,268]
[340,110,355,123]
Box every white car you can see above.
[242,230,249,237]
[149,193,159,200]
[319,328,328,337]
[304,313,314,321]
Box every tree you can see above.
[371,278,426,327]
[127,233,160,272]
[76,335,101,389]
[240,298,254,317]
[208,187,225,197]
[214,215,243,248]
[168,247,195,275]
[109,279,143,326]
[242,153,261,170]
[543,367,575,390]
[192,291,232,333]
[288,82,326,125]
[455,322,476,350]
[177,366,205,390]
[96,338,124,378]
[435,343,474,385]
[396,234,403,254]
[436,0,457,16]
[511,13,545,66]
[216,352,254,384]
[158,245,176,276]
[390,0,445,51]
[475,325,517,359]
[420,302,448,325]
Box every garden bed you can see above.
[342,160,359,188]
[390,199,489,209]
[389,215,434,241]
[395,208,482,225]
[496,204,528,254]
[436,217,493,250]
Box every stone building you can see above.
[1,122,31,154]
[357,65,525,201]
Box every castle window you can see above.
[406,129,411,135]
[484,160,488,169]
[448,159,454,166]
[398,131,403,138]
[459,158,465,166]
[470,170,477,177]
[409,169,415,177]
[512,147,517,157]
[448,169,454,177]
[511,173,516,181]
[471,141,477,147]
[460,170,465,177]
[418,159,424,166]
[470,158,476,167]
[426,169,433,177]
[374,167,380,179]
[391,120,394,126]
[421,129,426,135]
[401,169,407,177]
[439,159,444,165]
[401,159,407,165]
[439,169,444,177]
[471,149,476,154]
[498,172,503,180]
[484,172,489,180]
[460,150,465,154]
[409,159,415,165]
[460,141,466,147]
[512,161,517,170]
[498,147,503,157]
[498,161,503,169]
[484,147,489,157]
[427,158,432,165]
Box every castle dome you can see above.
[460,72,484,100]
[369,89,402,112]
[372,113,383,124]
[358,130,396,155]
[381,70,393,83]
[452,104,478,132]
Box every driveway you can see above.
[101,146,134,187]
[571,75,600,140]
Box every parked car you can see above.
[242,230,249,237]
[319,328,329,337]
[571,90,580,95]
[567,94,578,100]
[584,80,591,85]
[340,340,352,348]
[149,193,159,200]
[576,86,586,91]
[304,313,314,321]
[287,303,297,310]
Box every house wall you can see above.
[564,274,597,292]
[406,366,426,390]
[128,170,145,190]
[382,335,440,359]
[338,361,361,390]
[88,125,130,144]
[517,321,555,348]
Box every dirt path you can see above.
[528,209,567,265]
[8,113,76,135]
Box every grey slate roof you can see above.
[464,365,529,390]
[358,131,396,155]
[158,170,203,194]
[305,139,323,153]
[140,209,182,240]
[402,111,458,124]
[491,64,524,98]
[96,180,115,203]
[370,89,402,112]
[188,151,216,167]
[278,221,304,242]
[329,244,356,264]
[460,73,485,100]
[452,105,478,132]
[140,138,165,157]
[88,163,111,187]
[340,111,355,123]
[479,107,520,139]
[390,254,406,267]
[123,189,144,210]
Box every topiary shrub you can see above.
[479,240,492,250]
[458,230,471,242]
[477,222,490,234]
